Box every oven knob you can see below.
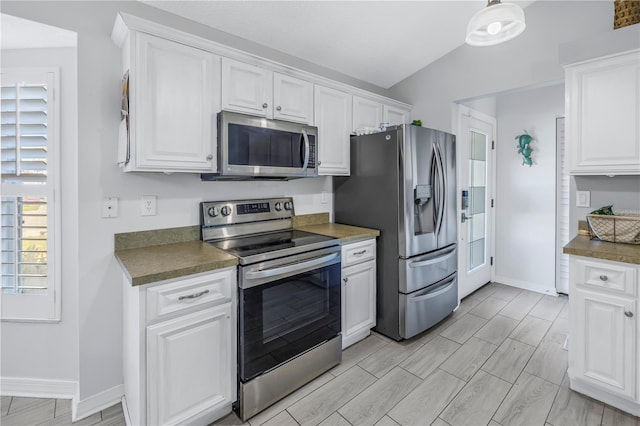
[207,206,219,217]
[274,202,283,211]
[284,201,293,211]
[221,205,232,216]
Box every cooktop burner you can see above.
[208,230,338,265]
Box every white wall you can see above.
[388,1,613,133]
[0,0,348,406]
[1,47,79,385]
[494,84,564,294]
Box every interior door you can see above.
[457,106,496,299]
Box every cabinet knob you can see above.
[262,103,268,109]
[206,154,213,160]
[599,275,608,281]
[343,277,348,283]
[318,160,322,165]
[625,310,634,318]
[276,105,282,111]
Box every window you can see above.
[1,69,60,321]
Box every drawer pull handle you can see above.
[599,275,608,281]
[625,310,634,318]
[178,290,210,301]
[353,250,367,256]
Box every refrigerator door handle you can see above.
[409,247,457,268]
[433,143,446,237]
[408,276,456,302]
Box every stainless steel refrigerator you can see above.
[334,124,457,340]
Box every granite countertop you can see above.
[563,235,640,265]
[114,214,380,286]
[295,223,380,243]
[115,240,238,286]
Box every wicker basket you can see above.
[614,0,640,29]
[587,212,640,244]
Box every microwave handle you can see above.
[301,130,310,170]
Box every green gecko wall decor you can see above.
[515,131,533,166]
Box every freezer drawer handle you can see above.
[409,249,456,268]
[245,253,339,280]
[178,289,210,301]
[409,278,455,303]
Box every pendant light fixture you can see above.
[466,0,526,46]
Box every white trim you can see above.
[122,396,132,426]
[0,67,62,322]
[493,275,559,296]
[0,377,76,399]
[111,12,411,111]
[72,384,124,422]
[569,376,640,417]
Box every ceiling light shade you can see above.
[466,0,526,47]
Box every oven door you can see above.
[238,246,341,382]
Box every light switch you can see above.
[576,190,591,208]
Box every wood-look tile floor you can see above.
[214,282,640,426]
[0,397,125,425]
[3,283,640,426]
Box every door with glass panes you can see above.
[458,107,495,299]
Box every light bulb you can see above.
[487,21,502,35]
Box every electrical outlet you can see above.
[141,195,157,216]
[102,197,118,218]
[576,190,591,208]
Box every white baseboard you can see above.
[493,276,558,296]
[0,376,77,399]
[72,384,124,422]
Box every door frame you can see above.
[453,104,497,299]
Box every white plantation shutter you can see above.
[1,69,59,321]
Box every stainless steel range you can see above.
[200,197,342,421]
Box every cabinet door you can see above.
[567,51,640,174]
[273,73,313,124]
[136,33,219,172]
[342,259,376,349]
[384,105,408,126]
[571,288,636,399]
[315,85,352,175]
[221,58,272,117]
[353,96,383,132]
[147,304,235,425]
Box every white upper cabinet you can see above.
[566,50,640,175]
[384,105,408,126]
[221,58,273,118]
[273,73,314,124]
[222,58,313,124]
[315,85,352,175]
[353,96,384,132]
[128,33,220,172]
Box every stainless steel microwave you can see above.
[201,111,318,181]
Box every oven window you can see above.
[239,262,341,382]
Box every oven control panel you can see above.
[201,197,294,229]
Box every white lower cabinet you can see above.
[123,267,236,426]
[341,239,377,349]
[568,256,639,416]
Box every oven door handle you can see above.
[245,252,339,280]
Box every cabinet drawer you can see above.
[146,270,234,323]
[342,239,376,267]
[574,258,637,296]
